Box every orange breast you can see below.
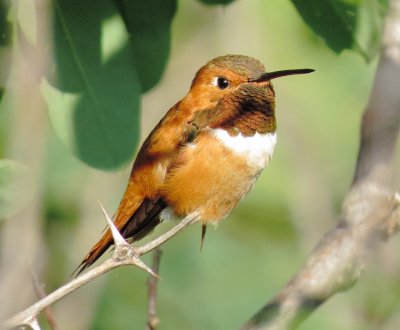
[161,130,273,223]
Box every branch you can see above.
[146,249,162,330]
[241,0,400,329]
[30,268,59,330]
[3,208,199,329]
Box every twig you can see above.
[146,249,162,330]
[3,209,199,329]
[31,269,59,330]
[241,0,400,328]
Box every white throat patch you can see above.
[212,128,277,169]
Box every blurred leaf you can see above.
[44,0,141,170]
[198,0,236,5]
[0,0,11,46]
[290,0,388,61]
[49,0,109,92]
[356,0,389,60]
[0,160,34,220]
[41,79,80,150]
[113,0,177,92]
[0,0,11,102]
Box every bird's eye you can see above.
[213,77,229,90]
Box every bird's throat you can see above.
[212,129,277,170]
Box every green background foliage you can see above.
[10,0,388,171]
[291,0,388,61]
[0,0,11,101]
[44,0,177,169]
[1,0,399,329]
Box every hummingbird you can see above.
[77,55,313,273]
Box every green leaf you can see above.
[114,0,177,93]
[291,0,358,54]
[0,0,11,47]
[44,0,141,170]
[290,0,388,61]
[198,0,236,5]
[0,0,12,102]
[355,0,388,60]
[0,160,34,220]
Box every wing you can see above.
[76,102,202,274]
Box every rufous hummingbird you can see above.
[77,55,313,273]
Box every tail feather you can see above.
[121,198,166,240]
[74,231,114,275]
[75,198,166,275]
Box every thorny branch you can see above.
[241,0,400,329]
[3,209,198,330]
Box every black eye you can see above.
[216,77,229,90]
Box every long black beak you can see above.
[250,68,314,83]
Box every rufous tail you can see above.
[75,198,166,275]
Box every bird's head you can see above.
[184,55,313,136]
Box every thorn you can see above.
[98,200,127,247]
[200,224,207,251]
[28,317,41,330]
[134,257,161,279]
